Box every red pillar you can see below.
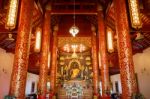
[9,0,34,98]
[91,26,100,98]
[38,11,51,99]
[50,25,58,94]
[114,0,138,98]
[97,8,110,98]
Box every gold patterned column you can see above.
[114,0,138,98]
[50,25,58,94]
[38,11,51,98]
[9,0,34,98]
[91,26,99,97]
[97,7,110,98]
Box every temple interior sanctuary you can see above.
[0,0,150,99]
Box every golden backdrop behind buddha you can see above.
[57,57,93,85]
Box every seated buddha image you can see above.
[70,62,81,80]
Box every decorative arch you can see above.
[68,59,82,70]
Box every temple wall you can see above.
[0,48,14,99]
[0,48,39,98]
[133,47,150,99]
[110,47,150,98]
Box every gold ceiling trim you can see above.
[58,37,91,48]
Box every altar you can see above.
[57,80,93,99]
[56,55,93,99]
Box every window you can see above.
[31,82,35,93]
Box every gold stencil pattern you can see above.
[58,37,91,48]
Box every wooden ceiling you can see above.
[0,0,150,75]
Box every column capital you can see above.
[97,10,104,20]
[91,25,97,36]
[45,2,52,11]
[53,25,58,37]
[91,25,96,32]
[53,25,59,32]
[97,4,103,11]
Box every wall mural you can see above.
[56,51,93,86]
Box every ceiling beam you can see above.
[50,9,97,15]
[52,2,96,6]
[0,30,17,34]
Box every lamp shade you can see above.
[34,28,42,53]
[107,27,114,53]
[128,0,142,29]
[5,0,19,30]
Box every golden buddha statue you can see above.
[71,68,80,79]
[70,62,81,80]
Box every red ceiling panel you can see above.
[58,15,92,37]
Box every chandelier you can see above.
[69,0,79,37]
[69,25,79,37]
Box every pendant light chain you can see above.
[73,0,75,26]
[69,0,79,37]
